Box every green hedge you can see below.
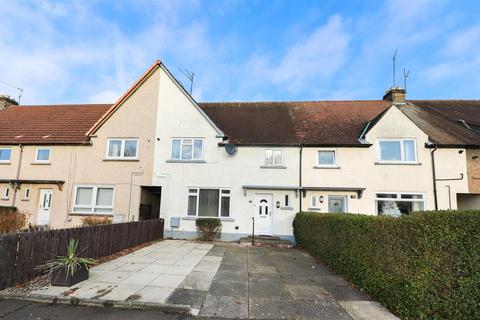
[293,211,480,320]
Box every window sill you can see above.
[1,198,9,201]
[182,216,234,222]
[166,159,206,164]
[69,212,114,217]
[313,166,341,169]
[31,162,51,165]
[20,198,29,202]
[103,159,139,162]
[280,206,294,210]
[374,162,422,166]
[0,162,11,165]
[307,207,322,211]
[260,165,287,169]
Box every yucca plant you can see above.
[37,239,96,286]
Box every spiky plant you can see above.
[36,239,96,276]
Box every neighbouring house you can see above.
[0,61,479,240]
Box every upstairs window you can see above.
[317,150,336,166]
[265,149,283,166]
[35,148,51,163]
[107,139,138,159]
[171,138,203,161]
[0,148,11,163]
[378,139,416,162]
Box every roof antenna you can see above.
[179,69,195,95]
[403,68,410,93]
[0,80,23,103]
[392,49,398,88]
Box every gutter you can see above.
[11,144,23,206]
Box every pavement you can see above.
[11,240,399,319]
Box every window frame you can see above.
[375,192,425,215]
[377,139,417,163]
[328,195,348,213]
[106,138,139,160]
[264,149,284,167]
[72,185,115,215]
[186,187,231,218]
[0,147,12,163]
[2,187,10,200]
[316,149,337,167]
[311,195,318,208]
[170,138,204,161]
[35,147,51,163]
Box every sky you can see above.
[1,0,480,105]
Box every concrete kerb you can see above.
[0,291,192,314]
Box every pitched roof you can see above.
[199,100,391,145]
[400,100,480,147]
[0,104,111,144]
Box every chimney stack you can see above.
[383,87,406,105]
[0,95,18,110]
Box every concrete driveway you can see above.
[31,240,398,319]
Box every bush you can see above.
[0,206,27,234]
[81,216,112,226]
[293,211,480,320]
[196,218,222,241]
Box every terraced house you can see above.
[1,61,479,241]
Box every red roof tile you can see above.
[0,104,111,144]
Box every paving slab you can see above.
[286,284,334,301]
[249,298,299,319]
[180,271,216,291]
[167,289,207,308]
[199,295,248,318]
[339,301,400,320]
[293,300,353,320]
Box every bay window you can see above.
[376,192,424,216]
[73,186,115,214]
[378,139,416,162]
[187,188,230,217]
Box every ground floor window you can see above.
[187,188,230,217]
[73,186,114,214]
[328,196,347,213]
[376,192,424,216]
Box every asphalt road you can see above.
[0,299,202,320]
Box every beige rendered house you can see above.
[1,61,479,240]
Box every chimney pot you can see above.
[383,87,406,105]
[0,95,18,110]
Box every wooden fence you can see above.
[0,219,164,290]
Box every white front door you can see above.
[254,193,273,235]
[37,189,53,225]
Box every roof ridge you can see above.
[200,99,385,105]
[16,103,113,107]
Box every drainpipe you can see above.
[299,144,303,212]
[430,145,438,210]
[12,144,23,206]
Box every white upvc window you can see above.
[375,192,425,216]
[311,195,318,208]
[171,138,204,161]
[2,187,10,200]
[0,148,12,163]
[23,188,30,200]
[317,150,336,166]
[73,185,115,214]
[378,139,417,162]
[35,147,51,163]
[106,138,138,159]
[265,149,283,166]
[187,188,230,217]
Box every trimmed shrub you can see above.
[0,206,27,234]
[196,218,222,241]
[293,211,480,320]
[81,216,112,226]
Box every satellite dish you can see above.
[224,143,237,156]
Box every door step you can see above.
[239,235,294,248]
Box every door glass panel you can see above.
[328,197,346,213]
